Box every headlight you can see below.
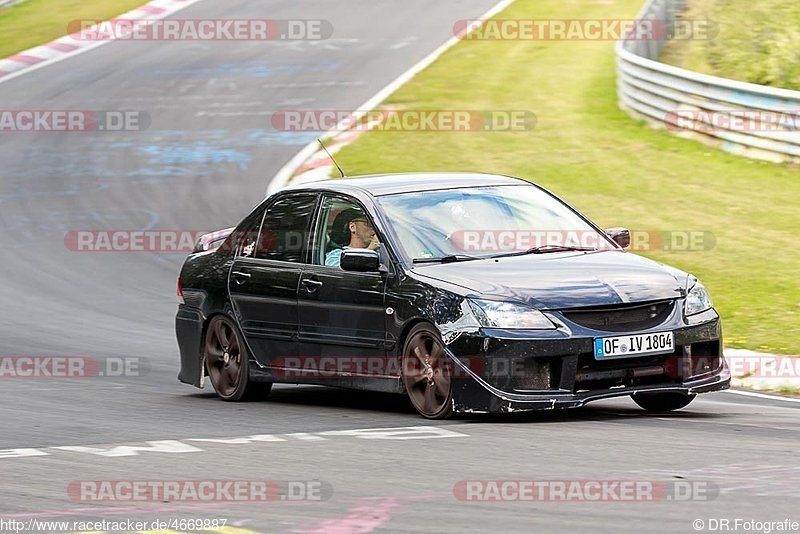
[468,299,556,329]
[685,281,713,316]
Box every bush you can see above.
[661,0,800,90]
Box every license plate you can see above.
[594,331,674,359]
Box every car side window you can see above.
[312,195,387,268]
[232,203,268,258]
[312,196,360,266]
[254,194,318,263]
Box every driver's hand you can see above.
[368,234,380,250]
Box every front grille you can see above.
[561,300,675,332]
[574,349,681,392]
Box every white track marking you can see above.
[722,389,800,404]
[0,426,468,461]
[52,440,203,457]
[283,433,327,441]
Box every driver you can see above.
[325,208,380,267]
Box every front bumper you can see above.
[447,315,730,414]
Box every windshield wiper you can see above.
[412,254,482,264]
[491,245,596,259]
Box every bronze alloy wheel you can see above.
[401,324,453,419]
[204,315,271,401]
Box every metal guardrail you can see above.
[616,0,800,163]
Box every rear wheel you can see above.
[632,392,695,411]
[401,324,453,419]
[204,315,271,401]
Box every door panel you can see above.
[229,258,301,366]
[297,265,389,373]
[292,193,392,378]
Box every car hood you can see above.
[411,250,688,310]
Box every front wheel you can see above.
[632,392,695,411]
[204,315,271,401]
[401,324,453,419]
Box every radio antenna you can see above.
[318,138,346,178]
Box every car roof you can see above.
[280,172,530,197]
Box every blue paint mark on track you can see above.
[149,62,339,78]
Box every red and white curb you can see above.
[0,0,204,84]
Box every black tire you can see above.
[632,392,696,411]
[401,323,453,419]
[204,315,271,401]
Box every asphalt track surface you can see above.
[0,1,798,533]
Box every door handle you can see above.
[301,278,323,293]
[232,271,251,284]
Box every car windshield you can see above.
[376,185,615,261]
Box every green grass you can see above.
[333,0,800,355]
[773,385,800,398]
[660,0,800,90]
[0,0,146,58]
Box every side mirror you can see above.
[605,227,630,249]
[341,249,381,272]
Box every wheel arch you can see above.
[200,305,252,376]
[396,317,439,357]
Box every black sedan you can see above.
[175,173,730,418]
